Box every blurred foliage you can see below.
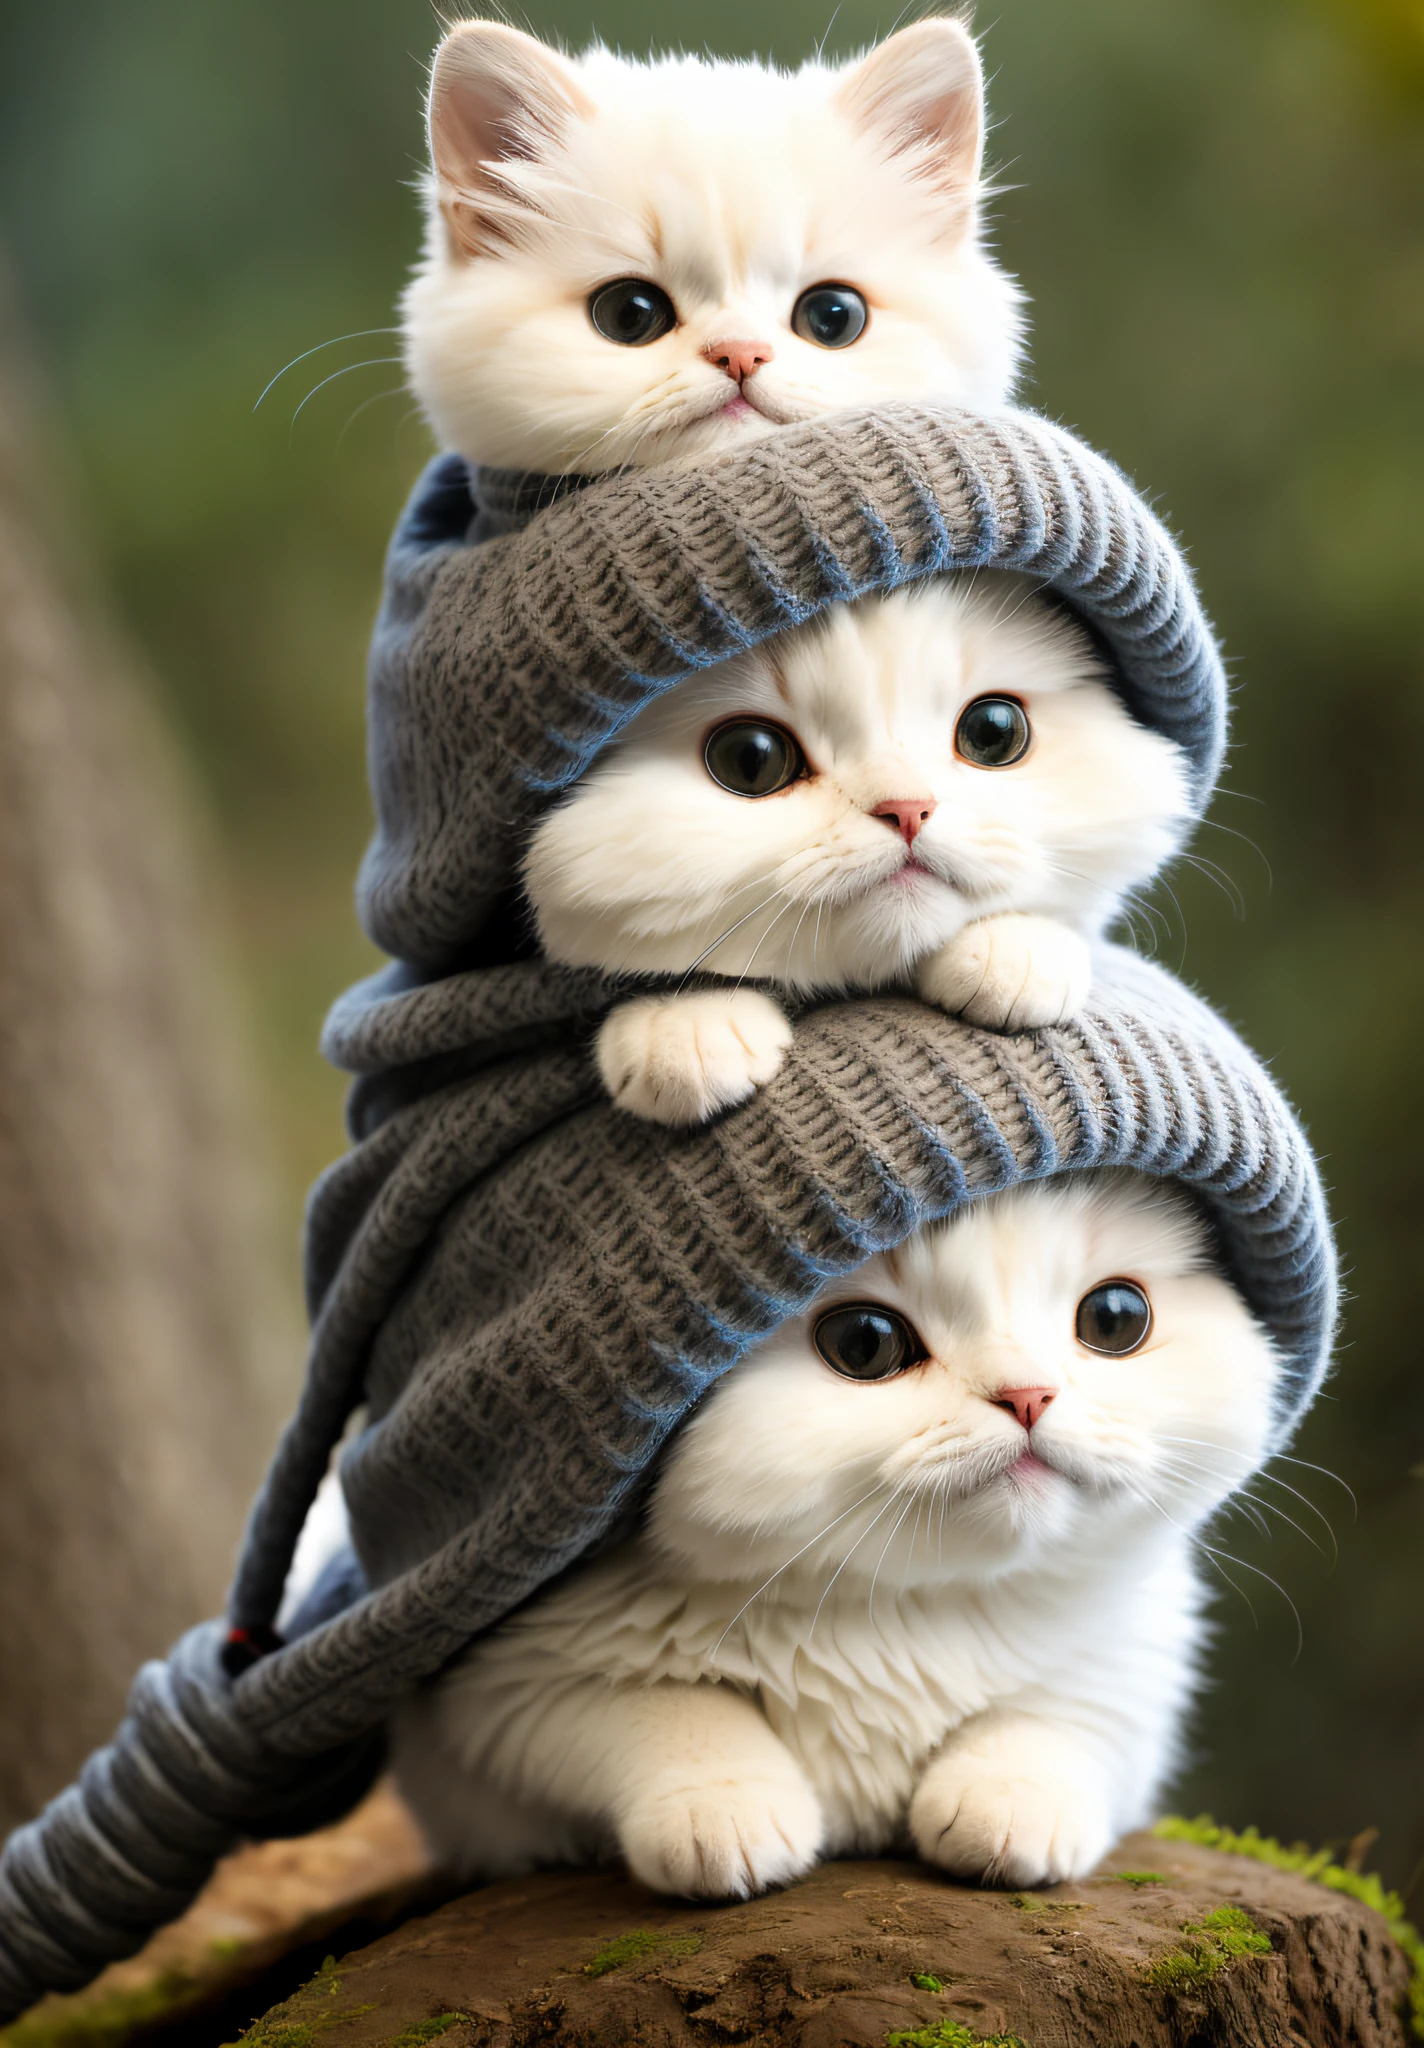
[0,0,1420,1890]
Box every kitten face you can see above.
[406,22,1024,473]
[523,580,1192,991]
[649,1172,1281,1589]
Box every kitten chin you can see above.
[391,1172,1281,1893]
[405,21,1024,475]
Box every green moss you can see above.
[0,1934,353,2048]
[1154,1815,1424,2039]
[886,2023,1027,2048]
[232,2013,376,2048]
[223,1958,375,2048]
[236,2028,314,2048]
[1145,1903,1272,1991]
[0,1969,207,2048]
[1115,1871,1167,1888]
[582,1928,702,1979]
[909,1972,944,1992]
[385,2016,468,2048]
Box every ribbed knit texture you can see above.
[0,408,1325,2023]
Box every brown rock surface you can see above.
[239,1832,1414,2048]
[0,1785,436,2048]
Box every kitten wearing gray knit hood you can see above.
[408,19,1192,1121]
[392,1171,1282,1895]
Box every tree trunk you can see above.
[0,273,297,1832]
[234,1838,1416,2048]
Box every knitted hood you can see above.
[360,403,1227,969]
[0,411,1326,2026]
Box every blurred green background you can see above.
[1,0,1420,1892]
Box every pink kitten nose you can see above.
[702,337,775,384]
[992,1385,1057,1431]
[871,797,937,846]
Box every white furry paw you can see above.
[595,991,792,1125]
[617,1761,824,1900]
[916,915,1092,1031]
[910,1734,1113,1888]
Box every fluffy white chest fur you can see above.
[399,1530,1201,1867]
[392,1176,1279,1897]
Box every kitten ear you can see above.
[836,17,985,228]
[427,21,594,257]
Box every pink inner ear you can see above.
[838,23,985,197]
[431,28,592,187]
[427,27,594,254]
[432,71,529,189]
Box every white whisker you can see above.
[674,882,791,989]
[868,1493,920,1635]
[336,385,409,451]
[707,1482,891,1663]
[809,1486,906,1638]
[290,358,405,427]
[253,328,401,412]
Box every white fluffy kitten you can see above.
[523,580,1192,1122]
[407,19,1022,474]
[393,1172,1280,1897]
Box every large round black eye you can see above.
[814,1304,928,1381]
[791,283,869,349]
[588,278,678,346]
[703,720,807,797]
[1076,1281,1153,1356]
[955,695,1031,768]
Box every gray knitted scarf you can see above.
[0,406,1334,2021]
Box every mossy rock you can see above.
[0,1787,435,2048]
[229,1829,1416,2047]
